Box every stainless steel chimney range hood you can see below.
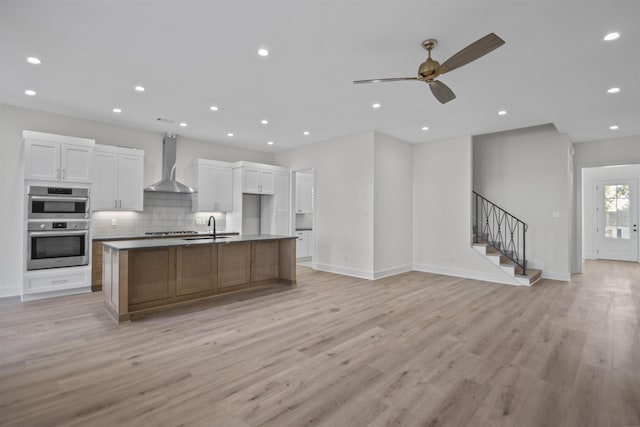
[145,133,195,193]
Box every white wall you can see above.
[413,135,507,283]
[0,103,274,297]
[373,132,413,277]
[473,124,573,280]
[574,135,640,167]
[275,131,375,278]
[582,164,640,259]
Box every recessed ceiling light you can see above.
[303,131,310,136]
[210,106,219,111]
[227,132,234,137]
[421,126,429,131]
[112,108,122,113]
[179,122,187,127]
[134,85,145,92]
[609,125,619,130]
[607,87,620,94]
[258,48,269,56]
[498,110,507,115]
[261,119,269,125]
[604,32,620,41]
[372,103,381,109]
[267,141,274,145]
[24,89,36,96]
[27,57,41,65]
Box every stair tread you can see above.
[515,268,542,279]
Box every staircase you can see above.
[472,191,542,286]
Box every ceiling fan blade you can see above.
[353,77,419,84]
[429,80,456,104]
[440,33,505,73]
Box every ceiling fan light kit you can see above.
[354,33,505,104]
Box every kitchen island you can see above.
[102,235,296,322]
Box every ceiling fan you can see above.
[353,33,505,104]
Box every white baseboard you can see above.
[312,263,413,281]
[0,285,21,298]
[313,263,374,280]
[373,265,413,280]
[541,270,571,281]
[413,263,520,286]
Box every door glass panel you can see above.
[604,184,630,239]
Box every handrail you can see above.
[473,191,528,275]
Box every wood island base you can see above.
[102,237,296,323]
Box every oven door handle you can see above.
[28,230,88,237]
[29,196,89,202]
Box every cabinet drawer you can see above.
[25,269,90,294]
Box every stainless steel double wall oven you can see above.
[26,185,90,270]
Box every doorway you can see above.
[596,180,638,261]
[292,168,315,267]
[582,165,640,263]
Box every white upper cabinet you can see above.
[275,172,290,213]
[92,144,144,211]
[273,171,290,235]
[187,159,234,212]
[296,174,313,214]
[23,130,94,183]
[241,166,275,195]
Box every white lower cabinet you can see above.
[296,230,313,259]
[23,266,91,300]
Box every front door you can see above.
[596,180,638,261]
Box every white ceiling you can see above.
[1,1,639,152]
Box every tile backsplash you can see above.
[92,192,227,237]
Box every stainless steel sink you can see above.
[182,236,231,241]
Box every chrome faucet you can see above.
[207,215,216,239]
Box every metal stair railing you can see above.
[473,191,528,275]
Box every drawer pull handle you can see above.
[51,279,68,284]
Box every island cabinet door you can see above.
[251,240,279,282]
[176,245,218,296]
[128,248,176,304]
[218,242,251,288]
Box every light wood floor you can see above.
[1,260,639,427]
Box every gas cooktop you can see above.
[145,230,199,236]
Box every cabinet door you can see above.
[92,151,119,210]
[61,144,92,182]
[275,213,289,236]
[216,167,233,212]
[260,170,275,194]
[118,154,144,211]
[296,232,309,258]
[25,140,60,181]
[274,172,289,213]
[194,164,216,211]
[243,168,260,193]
